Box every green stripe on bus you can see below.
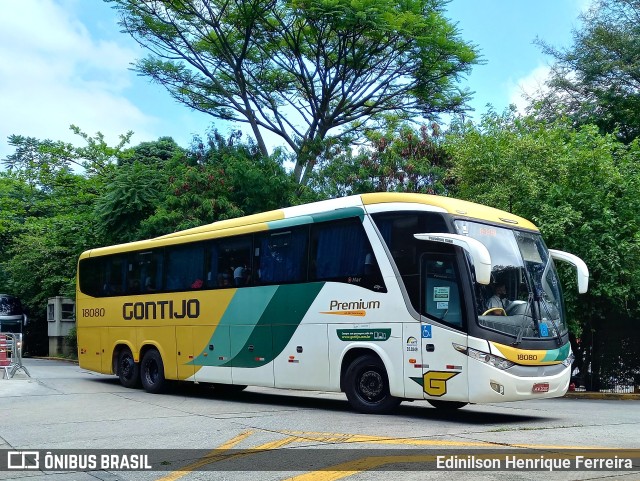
[223,282,325,368]
[265,207,364,231]
[191,283,324,368]
[191,286,278,367]
[542,342,571,362]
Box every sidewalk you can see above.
[563,391,640,400]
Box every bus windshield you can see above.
[455,221,567,343]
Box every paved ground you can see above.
[1,358,639,481]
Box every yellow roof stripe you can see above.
[361,193,538,231]
[156,210,284,239]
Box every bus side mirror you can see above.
[414,233,492,285]
[549,249,589,294]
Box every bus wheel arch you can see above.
[341,349,401,414]
[139,346,166,394]
[114,344,140,389]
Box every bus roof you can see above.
[79,193,537,258]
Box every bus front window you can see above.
[455,221,567,343]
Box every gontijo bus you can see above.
[76,193,589,413]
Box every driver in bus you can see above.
[487,282,511,311]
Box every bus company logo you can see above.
[122,299,200,320]
[7,451,39,470]
[321,299,381,317]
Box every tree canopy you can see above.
[110,0,478,184]
[535,0,640,143]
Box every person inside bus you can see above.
[487,282,510,311]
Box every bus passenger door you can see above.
[419,254,469,403]
[274,323,330,390]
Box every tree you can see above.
[1,126,132,354]
[110,0,478,185]
[139,130,296,237]
[307,122,452,199]
[446,109,640,389]
[535,0,640,143]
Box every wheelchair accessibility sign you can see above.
[421,325,432,338]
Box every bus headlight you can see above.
[454,344,514,370]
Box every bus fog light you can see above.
[490,381,504,395]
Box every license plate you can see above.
[532,383,550,393]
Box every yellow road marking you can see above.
[283,431,489,447]
[282,431,606,450]
[283,455,440,481]
[155,430,253,481]
[157,429,616,481]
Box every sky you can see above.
[0,0,591,161]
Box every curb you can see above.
[563,392,640,400]
[28,356,79,364]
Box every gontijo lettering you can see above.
[123,299,200,320]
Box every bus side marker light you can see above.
[490,381,504,395]
[409,358,416,364]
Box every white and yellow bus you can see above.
[76,193,589,413]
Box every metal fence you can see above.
[0,333,30,379]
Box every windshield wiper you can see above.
[513,293,534,346]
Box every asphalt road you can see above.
[1,358,639,481]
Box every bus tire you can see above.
[344,355,401,414]
[427,400,468,410]
[118,349,140,389]
[140,349,166,394]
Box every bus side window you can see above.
[217,236,253,288]
[165,244,205,291]
[257,228,308,285]
[310,219,385,291]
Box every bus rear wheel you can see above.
[427,400,468,410]
[140,349,166,394]
[344,355,401,414]
[118,349,140,389]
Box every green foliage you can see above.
[94,161,166,243]
[307,122,452,198]
[110,0,478,185]
[140,130,296,236]
[65,326,78,358]
[535,0,640,143]
[0,126,130,354]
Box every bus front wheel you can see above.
[140,349,166,394]
[344,355,401,414]
[118,349,140,389]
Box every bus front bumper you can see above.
[468,359,571,403]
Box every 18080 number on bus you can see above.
[82,308,105,317]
